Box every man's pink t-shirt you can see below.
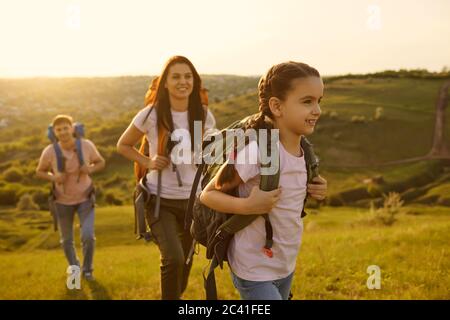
[38,139,102,205]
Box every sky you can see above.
[0,0,449,77]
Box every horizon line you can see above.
[0,67,448,81]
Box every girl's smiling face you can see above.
[277,76,323,136]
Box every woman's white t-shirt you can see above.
[228,139,307,281]
[132,106,216,199]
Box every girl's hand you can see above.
[245,186,282,214]
[148,155,170,171]
[307,175,327,201]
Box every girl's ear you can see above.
[268,97,282,117]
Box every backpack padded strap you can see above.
[185,162,205,230]
[203,256,219,300]
[263,214,273,249]
[154,171,162,219]
[52,142,65,173]
[75,138,84,167]
[142,105,154,125]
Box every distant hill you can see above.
[0,71,449,208]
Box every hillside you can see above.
[0,73,449,209]
[0,71,449,300]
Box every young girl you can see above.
[200,61,327,300]
[117,56,216,300]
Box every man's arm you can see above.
[80,140,106,175]
[35,152,57,183]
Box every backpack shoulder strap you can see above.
[217,135,280,251]
[72,123,85,168]
[134,106,155,182]
[259,151,280,191]
[75,138,84,167]
[300,136,320,218]
[258,135,280,254]
[301,136,319,183]
[185,162,205,230]
[52,142,65,172]
[142,105,154,125]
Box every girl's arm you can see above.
[199,163,281,215]
[116,123,169,170]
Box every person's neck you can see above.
[169,96,189,112]
[59,138,76,150]
[276,122,303,157]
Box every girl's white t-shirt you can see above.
[132,106,216,199]
[228,139,307,281]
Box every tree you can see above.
[428,81,450,157]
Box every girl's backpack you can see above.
[185,114,320,299]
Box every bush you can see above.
[3,168,23,183]
[0,186,18,206]
[32,189,50,210]
[16,193,40,211]
[371,192,404,226]
[104,191,123,206]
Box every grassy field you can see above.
[0,204,448,300]
[1,74,449,299]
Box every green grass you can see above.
[0,205,448,299]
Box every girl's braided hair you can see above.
[216,61,320,189]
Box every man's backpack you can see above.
[184,113,320,300]
[47,122,85,173]
[46,122,87,231]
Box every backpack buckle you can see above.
[215,229,227,241]
[262,246,273,258]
